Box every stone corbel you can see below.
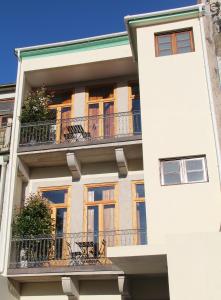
[115,148,128,177]
[17,157,29,182]
[66,152,81,181]
[62,277,79,299]
[8,279,20,299]
[118,275,131,299]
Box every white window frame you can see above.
[160,156,208,186]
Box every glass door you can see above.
[85,184,117,259]
[133,182,147,245]
[103,102,114,138]
[41,188,70,260]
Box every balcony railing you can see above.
[19,111,142,147]
[0,124,12,150]
[9,229,147,269]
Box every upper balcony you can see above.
[17,83,143,170]
[19,111,141,151]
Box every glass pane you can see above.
[88,103,99,138]
[177,40,191,48]
[159,49,173,56]
[136,202,147,245]
[89,86,114,100]
[177,46,192,54]
[163,161,180,174]
[159,43,172,51]
[104,205,115,231]
[158,35,171,44]
[87,206,99,233]
[136,184,145,198]
[187,171,204,182]
[132,98,141,112]
[131,84,140,98]
[104,102,114,137]
[132,99,141,134]
[42,190,67,204]
[176,32,190,41]
[186,159,203,171]
[164,173,181,185]
[56,208,67,234]
[88,186,114,202]
[51,91,72,105]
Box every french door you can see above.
[88,101,115,139]
[87,85,115,139]
[41,187,70,259]
[84,184,117,252]
[133,181,147,245]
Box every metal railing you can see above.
[9,229,147,269]
[0,124,11,149]
[19,111,142,147]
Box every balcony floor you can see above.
[17,138,143,168]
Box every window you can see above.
[160,156,208,185]
[132,181,147,245]
[84,183,118,247]
[155,29,194,57]
[40,186,70,235]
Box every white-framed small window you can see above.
[160,156,208,186]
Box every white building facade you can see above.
[1,4,221,300]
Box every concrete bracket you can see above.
[17,157,29,182]
[118,275,131,299]
[62,277,79,299]
[8,279,20,299]
[66,152,81,181]
[115,148,128,177]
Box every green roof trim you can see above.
[128,9,200,27]
[20,35,129,60]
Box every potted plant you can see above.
[12,193,54,267]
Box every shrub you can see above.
[20,86,52,124]
[12,193,54,237]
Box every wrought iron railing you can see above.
[19,111,142,147]
[9,229,147,269]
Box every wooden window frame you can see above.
[160,156,208,186]
[48,90,74,143]
[132,180,145,230]
[83,182,119,233]
[155,28,195,57]
[38,185,71,234]
[85,84,117,137]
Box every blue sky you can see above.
[0,0,196,84]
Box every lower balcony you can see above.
[9,229,147,275]
[19,111,142,152]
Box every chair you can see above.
[66,241,83,266]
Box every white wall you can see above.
[167,232,221,300]
[137,18,221,244]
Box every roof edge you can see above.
[15,31,128,58]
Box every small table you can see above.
[76,241,95,259]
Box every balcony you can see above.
[19,111,142,152]
[9,229,147,275]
